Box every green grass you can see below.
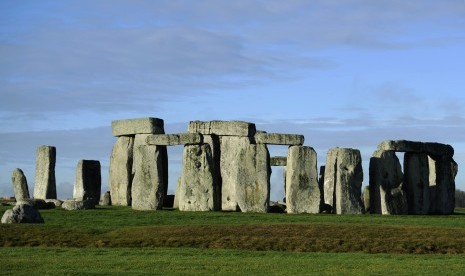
[1,206,465,274]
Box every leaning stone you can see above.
[17,198,55,209]
[234,144,270,213]
[179,144,219,211]
[270,156,287,166]
[285,146,320,214]
[404,153,430,215]
[369,150,407,215]
[188,120,256,137]
[254,133,304,145]
[131,145,166,210]
[112,117,165,137]
[100,191,111,206]
[62,199,96,210]
[1,203,44,224]
[324,148,364,214]
[73,160,101,205]
[377,140,454,157]
[146,133,203,146]
[33,145,57,199]
[12,168,30,200]
[109,136,134,206]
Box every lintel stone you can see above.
[377,140,454,157]
[254,133,304,145]
[188,120,256,137]
[112,118,165,137]
[146,133,203,146]
[270,156,287,166]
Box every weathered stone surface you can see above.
[62,199,96,210]
[112,117,164,137]
[101,191,111,206]
[1,203,44,224]
[33,146,57,199]
[12,168,30,200]
[17,199,55,209]
[254,133,304,145]
[179,144,219,211]
[324,148,364,214]
[428,155,457,214]
[173,177,181,209]
[188,120,256,137]
[234,144,270,213]
[131,145,166,210]
[146,133,203,146]
[270,156,287,166]
[377,140,454,157]
[404,153,430,215]
[363,186,370,213]
[369,150,407,215]
[109,136,134,206]
[285,146,320,214]
[220,136,252,211]
[73,160,101,204]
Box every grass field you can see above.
[1,205,465,274]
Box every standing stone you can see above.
[12,168,30,200]
[404,153,430,215]
[173,177,182,209]
[235,144,270,213]
[363,186,370,213]
[73,160,101,204]
[33,146,56,199]
[285,146,320,214]
[220,136,253,211]
[369,150,407,215]
[318,166,326,212]
[324,148,364,214]
[109,136,134,206]
[428,155,457,214]
[131,145,166,210]
[101,191,111,206]
[179,144,219,211]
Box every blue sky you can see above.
[1,0,465,200]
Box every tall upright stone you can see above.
[12,168,30,200]
[404,153,430,215]
[428,155,457,214]
[109,136,134,206]
[324,148,364,214]
[234,144,270,213]
[179,144,219,211]
[73,160,101,204]
[33,146,56,199]
[285,146,320,214]
[369,150,407,215]
[131,145,166,210]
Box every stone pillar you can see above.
[318,166,325,212]
[12,168,30,200]
[131,145,166,210]
[324,148,364,214]
[234,143,270,213]
[73,160,101,204]
[404,153,430,215]
[109,136,134,206]
[369,150,407,215]
[428,155,457,214]
[179,144,219,211]
[33,145,56,199]
[285,146,320,214]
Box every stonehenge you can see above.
[73,160,101,205]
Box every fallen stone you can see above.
[12,168,30,201]
[109,136,134,206]
[254,133,304,145]
[369,150,408,215]
[179,144,219,211]
[131,145,166,210]
[45,199,63,207]
[285,146,320,214]
[17,198,55,209]
[33,145,57,199]
[1,203,44,224]
[377,140,454,157]
[73,160,101,205]
[404,153,430,215]
[112,117,165,137]
[270,156,287,166]
[146,133,203,146]
[62,199,96,210]
[188,120,256,137]
[100,191,111,206]
[324,148,364,214]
